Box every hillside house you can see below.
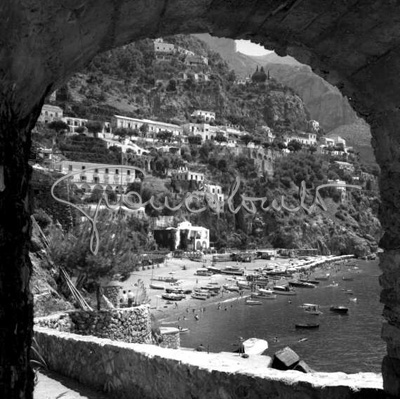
[38,104,63,123]
[111,115,183,138]
[56,160,137,194]
[62,116,88,134]
[182,123,218,141]
[204,183,224,203]
[154,221,209,251]
[191,110,216,122]
[184,54,208,66]
[285,132,317,146]
[172,167,204,183]
[334,160,355,173]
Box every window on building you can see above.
[127,170,131,176]
[93,177,99,183]
[115,169,119,175]
[105,168,109,174]
[82,166,85,170]
[68,165,72,171]
[95,169,98,173]
[80,176,86,181]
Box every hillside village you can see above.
[30,35,381,279]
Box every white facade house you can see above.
[103,139,149,156]
[62,116,88,134]
[205,183,224,203]
[173,167,204,183]
[156,221,210,251]
[285,132,317,146]
[153,39,175,54]
[111,115,183,137]
[56,161,137,194]
[182,123,218,141]
[191,110,216,122]
[334,161,355,173]
[38,104,63,123]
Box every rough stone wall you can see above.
[103,285,122,307]
[35,306,152,344]
[34,327,385,399]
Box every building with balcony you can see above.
[204,183,224,203]
[56,161,137,194]
[191,110,216,122]
[111,115,183,138]
[154,221,209,251]
[38,104,63,123]
[172,167,204,183]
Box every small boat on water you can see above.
[289,280,316,289]
[178,327,189,333]
[342,276,354,281]
[314,275,330,281]
[252,292,277,300]
[295,323,320,329]
[299,278,320,285]
[245,299,262,305]
[302,303,323,315]
[330,305,349,314]
[273,285,297,296]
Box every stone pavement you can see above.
[34,371,111,399]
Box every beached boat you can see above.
[149,283,165,290]
[245,299,262,305]
[195,268,213,276]
[220,266,245,276]
[207,266,221,274]
[152,276,179,283]
[241,338,268,355]
[295,323,320,329]
[302,303,323,315]
[223,284,240,292]
[191,291,208,300]
[273,285,297,296]
[252,291,277,300]
[289,280,316,289]
[237,280,252,289]
[165,288,184,294]
[342,276,354,281]
[161,293,185,301]
[201,284,221,293]
[330,305,349,314]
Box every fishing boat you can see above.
[295,323,320,329]
[220,266,245,276]
[161,293,185,301]
[152,276,179,283]
[241,338,268,355]
[314,274,330,281]
[178,327,189,333]
[191,292,208,300]
[149,283,165,290]
[288,280,316,289]
[245,299,262,305]
[165,288,184,294]
[301,303,323,315]
[237,280,252,289]
[273,285,297,296]
[252,292,277,300]
[342,276,354,281]
[299,278,320,285]
[330,305,349,314]
[223,284,240,292]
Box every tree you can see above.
[214,132,227,143]
[241,134,253,146]
[113,127,128,140]
[85,120,103,138]
[48,120,69,133]
[166,78,177,92]
[140,123,149,138]
[156,130,173,142]
[75,126,86,134]
[287,139,302,152]
[188,135,202,146]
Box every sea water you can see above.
[176,259,385,373]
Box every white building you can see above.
[153,39,175,54]
[154,221,210,251]
[38,104,63,123]
[103,139,149,156]
[182,123,218,141]
[334,161,355,173]
[191,110,216,122]
[285,132,317,146]
[111,115,183,137]
[62,116,88,134]
[173,167,204,183]
[205,183,224,203]
[56,160,137,194]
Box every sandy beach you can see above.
[116,254,355,325]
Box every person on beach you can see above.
[194,314,199,321]
[127,290,134,307]
[196,343,206,352]
[237,337,245,356]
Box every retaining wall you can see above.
[34,327,385,399]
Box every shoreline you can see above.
[118,254,356,326]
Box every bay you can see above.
[177,259,385,373]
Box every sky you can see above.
[235,40,272,56]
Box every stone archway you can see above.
[2,2,400,398]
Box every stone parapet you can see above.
[34,328,385,399]
[34,306,152,344]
